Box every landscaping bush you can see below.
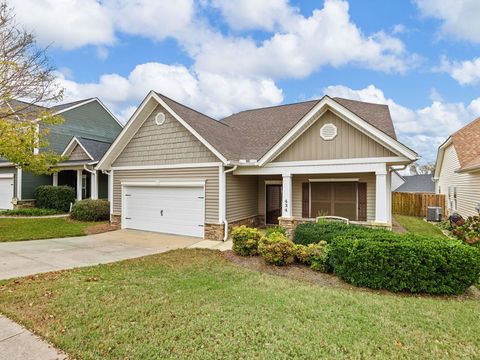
[231,226,261,256]
[258,232,295,266]
[293,221,387,245]
[265,225,286,237]
[71,199,110,221]
[294,241,331,272]
[0,208,63,216]
[329,232,480,294]
[34,185,75,212]
[451,216,480,246]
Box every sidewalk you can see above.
[0,316,66,360]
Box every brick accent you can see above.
[278,217,297,239]
[204,223,224,241]
[110,214,121,226]
[14,200,36,209]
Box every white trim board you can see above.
[109,162,223,171]
[97,91,227,170]
[258,96,418,166]
[265,157,410,168]
[309,178,359,182]
[234,162,388,175]
[121,180,206,187]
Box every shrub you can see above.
[451,216,480,246]
[258,232,295,266]
[293,221,387,245]
[0,208,63,216]
[265,225,286,237]
[71,199,110,221]
[231,226,261,256]
[294,242,331,272]
[34,185,75,212]
[329,232,480,295]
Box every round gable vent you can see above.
[155,112,166,125]
[320,123,337,140]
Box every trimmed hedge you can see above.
[0,208,63,216]
[293,221,387,245]
[265,225,286,237]
[232,226,261,256]
[71,199,110,221]
[329,232,480,294]
[258,232,295,266]
[34,185,75,212]
[294,242,331,272]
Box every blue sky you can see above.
[11,0,480,163]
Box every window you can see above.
[448,185,457,211]
[320,123,337,140]
[155,112,166,125]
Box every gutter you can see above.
[222,165,237,241]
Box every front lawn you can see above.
[0,218,107,242]
[394,215,446,237]
[0,249,478,359]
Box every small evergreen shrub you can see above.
[294,242,331,272]
[258,232,295,266]
[231,226,261,256]
[329,232,480,294]
[71,199,110,221]
[265,225,286,237]
[34,185,75,212]
[293,221,386,245]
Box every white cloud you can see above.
[13,0,114,49]
[56,62,283,122]
[192,0,415,78]
[392,24,407,34]
[415,0,480,43]
[324,84,480,162]
[209,0,299,31]
[439,56,480,85]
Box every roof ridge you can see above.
[77,136,113,144]
[221,98,320,120]
[155,92,231,129]
[334,97,389,107]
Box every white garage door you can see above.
[0,175,14,210]
[123,184,205,238]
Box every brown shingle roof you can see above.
[156,93,399,162]
[451,117,480,171]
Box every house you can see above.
[394,174,435,193]
[391,170,405,191]
[97,91,418,240]
[434,118,480,217]
[0,98,123,209]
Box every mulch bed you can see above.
[84,223,119,235]
[223,250,480,300]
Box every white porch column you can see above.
[16,167,22,200]
[91,170,98,199]
[375,166,389,224]
[52,172,58,186]
[386,170,392,224]
[76,169,82,201]
[282,173,293,218]
[108,170,113,214]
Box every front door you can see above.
[266,184,282,224]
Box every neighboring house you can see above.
[391,170,405,191]
[394,174,435,193]
[98,91,417,240]
[0,98,123,209]
[434,118,480,217]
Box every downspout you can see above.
[222,165,237,241]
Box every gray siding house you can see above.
[97,91,418,240]
[0,98,122,209]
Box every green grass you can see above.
[0,208,65,216]
[0,218,104,242]
[394,215,446,237]
[0,249,478,359]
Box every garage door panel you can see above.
[0,177,14,210]
[123,185,205,238]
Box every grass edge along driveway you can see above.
[0,249,478,359]
[0,217,106,242]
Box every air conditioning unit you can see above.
[427,206,442,222]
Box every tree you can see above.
[0,2,63,174]
[409,162,435,175]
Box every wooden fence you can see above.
[392,192,446,217]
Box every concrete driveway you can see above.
[0,229,230,281]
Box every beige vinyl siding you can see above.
[274,110,395,162]
[113,104,219,167]
[226,173,258,222]
[257,173,376,221]
[112,167,219,224]
[69,144,90,161]
[437,144,480,217]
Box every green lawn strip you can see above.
[0,249,478,359]
[0,218,104,242]
[394,215,446,237]
[0,208,65,216]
